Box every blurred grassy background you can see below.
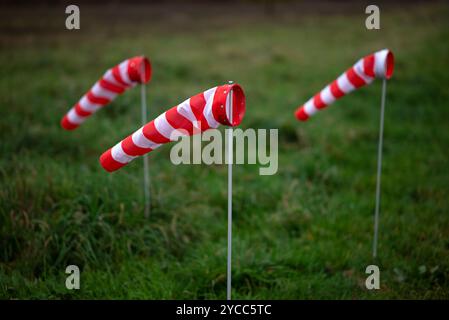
[0,1,448,299]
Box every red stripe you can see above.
[121,135,152,156]
[74,103,92,117]
[330,80,345,99]
[111,65,129,87]
[216,84,245,127]
[211,85,230,126]
[363,55,375,78]
[142,120,171,144]
[99,78,125,94]
[127,56,151,83]
[87,91,110,105]
[189,92,210,131]
[189,92,207,121]
[346,67,366,88]
[313,93,327,109]
[99,149,125,172]
[165,108,194,134]
[127,58,139,82]
[61,115,79,130]
[295,107,309,121]
[127,57,143,83]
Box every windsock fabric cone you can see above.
[61,56,152,130]
[100,83,246,172]
[295,49,394,121]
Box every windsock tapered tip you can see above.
[100,149,125,172]
[295,107,309,121]
[61,115,79,130]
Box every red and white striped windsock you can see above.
[99,83,246,172]
[295,49,394,121]
[61,56,152,130]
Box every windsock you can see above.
[295,49,394,121]
[100,83,246,172]
[61,56,152,130]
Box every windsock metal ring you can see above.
[100,83,246,172]
[61,56,152,130]
[295,49,394,121]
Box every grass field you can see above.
[1,2,449,299]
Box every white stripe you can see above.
[337,73,355,94]
[132,127,161,150]
[225,89,231,123]
[91,83,117,101]
[169,129,188,141]
[320,85,336,105]
[111,143,136,164]
[374,49,389,79]
[103,69,123,87]
[67,108,86,124]
[353,59,374,84]
[303,98,317,116]
[203,87,220,128]
[154,113,178,140]
[79,95,102,113]
[119,60,132,85]
[177,98,198,125]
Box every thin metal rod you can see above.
[227,81,234,300]
[141,59,150,219]
[373,79,387,259]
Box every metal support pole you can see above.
[373,79,387,258]
[227,81,234,300]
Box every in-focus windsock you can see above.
[295,49,394,121]
[61,56,152,130]
[100,83,246,172]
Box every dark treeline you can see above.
[0,0,432,6]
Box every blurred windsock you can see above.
[295,49,394,121]
[61,56,151,130]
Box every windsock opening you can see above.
[385,50,394,80]
[375,49,395,80]
[128,56,152,84]
[213,83,246,127]
[228,83,246,127]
